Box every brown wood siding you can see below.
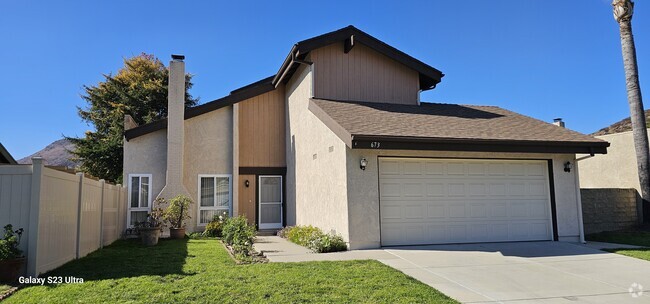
[238,87,287,167]
[238,174,256,225]
[311,42,420,104]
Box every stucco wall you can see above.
[183,106,233,232]
[123,129,167,202]
[579,130,647,192]
[123,107,233,233]
[581,188,640,234]
[285,64,350,241]
[346,149,583,249]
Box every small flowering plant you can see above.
[0,224,24,260]
[203,211,229,237]
[135,198,166,229]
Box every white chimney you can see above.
[553,118,565,128]
[158,54,191,200]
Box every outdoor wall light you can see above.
[245,180,250,187]
[564,161,573,173]
[360,157,368,170]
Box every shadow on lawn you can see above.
[41,238,191,282]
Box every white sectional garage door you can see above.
[379,158,553,246]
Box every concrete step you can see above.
[257,229,279,236]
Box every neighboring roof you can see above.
[273,25,444,90]
[592,109,650,136]
[309,98,609,154]
[124,76,275,140]
[0,143,17,164]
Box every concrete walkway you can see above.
[254,236,650,303]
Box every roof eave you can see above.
[350,135,609,155]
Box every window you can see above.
[197,174,232,225]
[128,174,152,227]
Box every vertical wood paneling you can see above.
[311,42,419,104]
[238,174,256,225]
[238,87,286,167]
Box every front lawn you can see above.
[5,239,457,303]
[586,231,650,247]
[587,230,650,262]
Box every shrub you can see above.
[276,226,293,238]
[282,225,347,253]
[135,198,166,229]
[222,216,256,258]
[308,232,347,253]
[164,195,193,229]
[0,224,24,261]
[203,211,228,237]
[286,225,321,247]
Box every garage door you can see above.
[379,158,553,246]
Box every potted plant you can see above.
[136,198,166,246]
[0,224,25,282]
[164,195,193,239]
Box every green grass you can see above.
[586,231,650,247]
[5,238,457,303]
[587,230,650,262]
[606,248,650,262]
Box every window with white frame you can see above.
[128,174,152,227]
[198,174,231,225]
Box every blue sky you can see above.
[1,0,648,159]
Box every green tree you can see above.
[67,53,198,182]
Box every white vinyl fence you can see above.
[0,158,127,276]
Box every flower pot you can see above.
[139,227,161,246]
[0,257,26,283]
[169,228,186,239]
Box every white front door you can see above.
[379,158,554,246]
[258,175,283,229]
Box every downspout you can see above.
[574,158,586,244]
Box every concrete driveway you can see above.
[379,242,650,303]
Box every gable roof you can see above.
[125,26,445,140]
[273,26,444,90]
[124,76,275,140]
[308,98,609,154]
[0,143,17,164]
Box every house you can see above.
[579,129,649,222]
[123,26,609,249]
[0,143,17,164]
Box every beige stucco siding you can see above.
[346,149,582,249]
[183,106,233,232]
[123,129,167,201]
[310,42,420,104]
[286,64,350,240]
[579,130,644,193]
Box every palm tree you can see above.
[612,0,649,221]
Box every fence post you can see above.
[75,172,84,259]
[116,184,122,239]
[27,157,44,277]
[99,179,105,249]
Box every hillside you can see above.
[18,138,79,168]
[592,109,650,136]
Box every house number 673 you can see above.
[370,142,381,148]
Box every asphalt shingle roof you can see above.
[310,98,608,150]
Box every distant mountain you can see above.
[592,109,650,136]
[18,138,79,168]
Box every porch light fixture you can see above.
[360,157,368,170]
[564,161,573,173]
[245,180,250,187]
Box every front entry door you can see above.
[258,175,283,229]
